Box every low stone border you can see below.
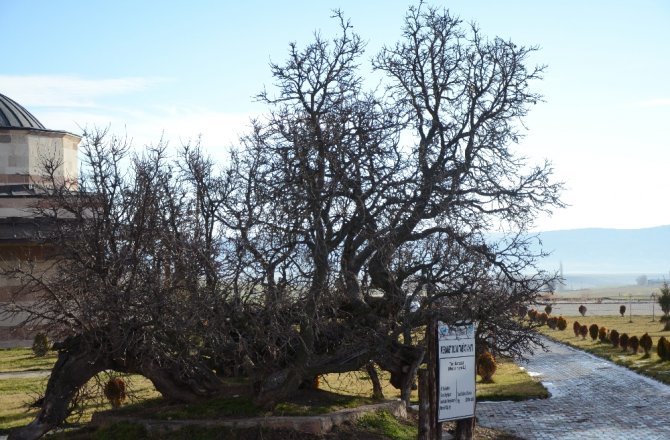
[91,400,407,435]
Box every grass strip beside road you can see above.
[536,315,670,385]
[476,359,549,401]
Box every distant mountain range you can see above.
[532,225,670,276]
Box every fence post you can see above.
[427,319,442,439]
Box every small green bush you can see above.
[537,312,548,325]
[619,333,629,351]
[629,335,640,354]
[579,324,588,340]
[588,324,599,341]
[477,351,497,383]
[544,304,552,316]
[578,304,587,316]
[31,333,50,357]
[557,316,567,331]
[640,333,653,356]
[619,305,626,317]
[573,321,581,337]
[598,326,608,343]
[358,410,417,440]
[610,329,620,347]
[528,309,538,322]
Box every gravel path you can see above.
[476,338,670,440]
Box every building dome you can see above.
[0,93,79,188]
[0,93,46,130]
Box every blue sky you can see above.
[2,1,669,231]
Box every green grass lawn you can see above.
[0,374,159,434]
[537,314,670,384]
[475,359,549,401]
[0,376,47,430]
[320,358,547,403]
[0,348,57,372]
[0,349,546,435]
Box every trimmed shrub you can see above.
[31,333,50,357]
[629,335,639,353]
[619,333,629,351]
[588,324,599,341]
[538,312,548,325]
[544,304,552,316]
[528,309,538,322]
[518,305,528,319]
[477,351,497,383]
[610,329,620,347]
[658,336,670,361]
[546,316,558,330]
[578,304,587,316]
[598,326,608,343]
[619,305,626,317]
[659,282,670,331]
[104,377,127,408]
[579,324,588,340]
[640,333,653,356]
[573,321,581,337]
[557,316,567,331]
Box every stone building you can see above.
[0,93,80,347]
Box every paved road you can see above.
[476,338,670,440]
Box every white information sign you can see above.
[436,321,477,422]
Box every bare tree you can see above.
[4,5,562,439]
[3,130,232,439]
[220,5,561,405]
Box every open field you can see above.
[549,283,665,301]
[540,300,661,317]
[536,315,670,385]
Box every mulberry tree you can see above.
[2,5,562,439]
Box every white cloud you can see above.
[0,75,252,157]
[37,106,254,163]
[0,75,165,107]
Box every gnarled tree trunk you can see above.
[10,332,225,440]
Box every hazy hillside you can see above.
[534,225,670,276]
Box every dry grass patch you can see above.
[538,315,670,384]
[476,359,548,401]
[321,358,547,403]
